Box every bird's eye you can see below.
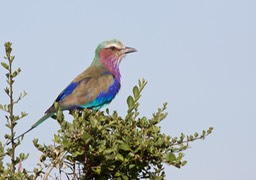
[110,46,116,51]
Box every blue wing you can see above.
[55,81,80,102]
[45,81,80,113]
[46,75,120,113]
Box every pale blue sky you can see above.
[0,1,255,179]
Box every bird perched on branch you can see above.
[10,39,136,144]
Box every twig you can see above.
[42,151,67,180]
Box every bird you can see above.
[9,39,136,144]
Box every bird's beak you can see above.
[123,47,137,54]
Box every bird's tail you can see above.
[5,112,54,146]
[31,112,54,129]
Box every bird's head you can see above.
[93,39,136,72]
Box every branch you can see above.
[42,151,67,180]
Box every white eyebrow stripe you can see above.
[104,43,124,49]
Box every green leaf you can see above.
[12,71,18,78]
[119,143,131,151]
[73,151,84,157]
[116,153,124,161]
[194,132,198,137]
[181,160,187,166]
[4,87,10,95]
[4,133,10,139]
[82,132,92,144]
[56,110,63,120]
[20,112,28,119]
[90,117,98,128]
[17,67,21,73]
[105,148,115,154]
[127,96,134,108]
[40,154,46,162]
[164,153,176,163]
[133,86,140,99]
[121,175,129,180]
[207,127,214,134]
[11,55,15,62]
[53,134,61,143]
[19,153,28,161]
[115,171,121,177]
[1,62,9,70]
[5,123,11,128]
[129,164,136,169]
[91,166,101,175]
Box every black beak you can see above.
[123,46,137,54]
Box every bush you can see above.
[0,42,213,179]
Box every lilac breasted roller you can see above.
[11,39,136,143]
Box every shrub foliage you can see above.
[0,42,213,179]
